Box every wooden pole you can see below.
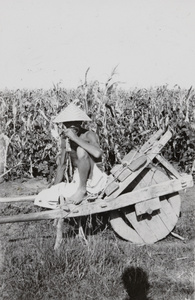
[54,195,65,251]
[0,195,36,203]
[54,218,64,251]
[0,209,64,223]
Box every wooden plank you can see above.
[109,170,155,244]
[109,210,144,244]
[54,218,64,251]
[51,174,192,218]
[117,168,132,182]
[124,209,158,244]
[168,193,181,217]
[147,168,180,234]
[120,167,179,244]
[135,197,161,216]
[144,213,171,241]
[121,149,137,165]
[158,198,179,232]
[129,155,147,171]
[113,155,147,183]
[104,130,172,199]
[104,180,119,196]
[123,169,170,243]
[0,195,36,203]
[151,166,181,217]
[105,174,192,208]
[111,164,123,176]
[140,129,164,152]
[108,129,164,189]
[110,149,140,177]
[0,209,65,223]
[156,154,181,178]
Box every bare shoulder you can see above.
[80,130,99,143]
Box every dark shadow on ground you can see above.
[122,266,151,300]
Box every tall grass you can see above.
[0,81,194,180]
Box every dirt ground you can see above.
[0,177,49,198]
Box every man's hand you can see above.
[64,128,77,141]
[60,128,77,146]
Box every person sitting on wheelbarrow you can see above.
[34,103,108,209]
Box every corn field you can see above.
[0,73,194,181]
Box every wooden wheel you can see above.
[110,166,181,244]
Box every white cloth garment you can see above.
[34,164,108,209]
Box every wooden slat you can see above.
[106,130,165,195]
[124,209,158,244]
[121,149,137,165]
[0,209,65,224]
[151,166,181,218]
[124,169,170,243]
[135,197,161,216]
[156,154,181,178]
[116,168,180,244]
[109,210,144,244]
[148,167,180,233]
[105,130,172,199]
[139,129,164,152]
[144,213,171,241]
[168,193,181,217]
[110,168,162,244]
[158,198,179,231]
[106,174,192,208]
[0,195,36,203]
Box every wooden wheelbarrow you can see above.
[0,129,193,248]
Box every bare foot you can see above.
[67,188,87,205]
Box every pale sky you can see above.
[0,0,194,90]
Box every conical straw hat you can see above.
[53,103,91,123]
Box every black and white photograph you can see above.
[0,1,194,299]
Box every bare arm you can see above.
[65,129,103,159]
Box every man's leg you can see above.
[68,147,92,204]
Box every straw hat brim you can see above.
[53,103,91,123]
